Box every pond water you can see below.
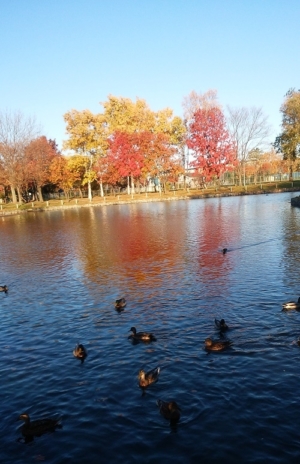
[1,192,300,463]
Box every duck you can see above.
[222,248,228,254]
[19,413,61,438]
[129,327,156,342]
[73,343,87,360]
[204,337,232,351]
[115,298,126,310]
[157,400,181,424]
[138,366,160,389]
[215,318,229,332]
[0,285,8,293]
[282,297,300,310]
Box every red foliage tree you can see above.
[187,107,236,184]
[107,131,144,193]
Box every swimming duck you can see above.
[73,343,87,360]
[157,400,181,424]
[0,285,8,293]
[282,297,300,310]
[138,366,160,389]
[129,327,156,342]
[19,413,61,438]
[222,248,228,254]
[204,337,232,351]
[215,318,229,332]
[115,298,126,310]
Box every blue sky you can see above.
[1,0,299,150]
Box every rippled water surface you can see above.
[1,193,300,463]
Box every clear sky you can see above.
[1,0,299,150]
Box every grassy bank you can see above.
[1,180,300,216]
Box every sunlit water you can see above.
[1,193,300,463]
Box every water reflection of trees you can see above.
[196,199,240,291]
[75,203,188,290]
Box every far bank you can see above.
[1,182,300,217]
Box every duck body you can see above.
[73,343,87,360]
[282,297,300,310]
[19,413,61,437]
[205,337,232,351]
[129,327,156,342]
[115,298,126,310]
[215,318,229,332]
[157,400,181,424]
[138,366,160,389]
[0,285,8,293]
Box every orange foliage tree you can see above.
[49,155,81,198]
[25,137,59,201]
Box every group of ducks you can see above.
[73,298,181,426]
[16,293,300,441]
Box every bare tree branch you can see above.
[0,110,40,202]
[226,106,272,162]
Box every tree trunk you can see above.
[99,181,104,197]
[88,181,92,201]
[127,176,130,195]
[10,184,18,203]
[37,185,44,201]
[289,164,293,181]
[131,175,135,194]
[16,186,22,204]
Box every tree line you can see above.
[0,89,299,203]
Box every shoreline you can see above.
[1,186,300,217]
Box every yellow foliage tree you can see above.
[63,110,107,199]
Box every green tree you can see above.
[275,89,300,179]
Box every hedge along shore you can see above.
[1,185,300,217]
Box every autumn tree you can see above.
[107,132,144,194]
[93,153,112,196]
[274,89,300,179]
[25,137,59,201]
[63,96,186,195]
[187,107,236,186]
[102,96,185,191]
[49,155,81,197]
[0,110,40,202]
[182,90,219,185]
[102,95,155,134]
[140,131,182,192]
[63,110,107,200]
[227,106,271,186]
[66,154,89,197]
